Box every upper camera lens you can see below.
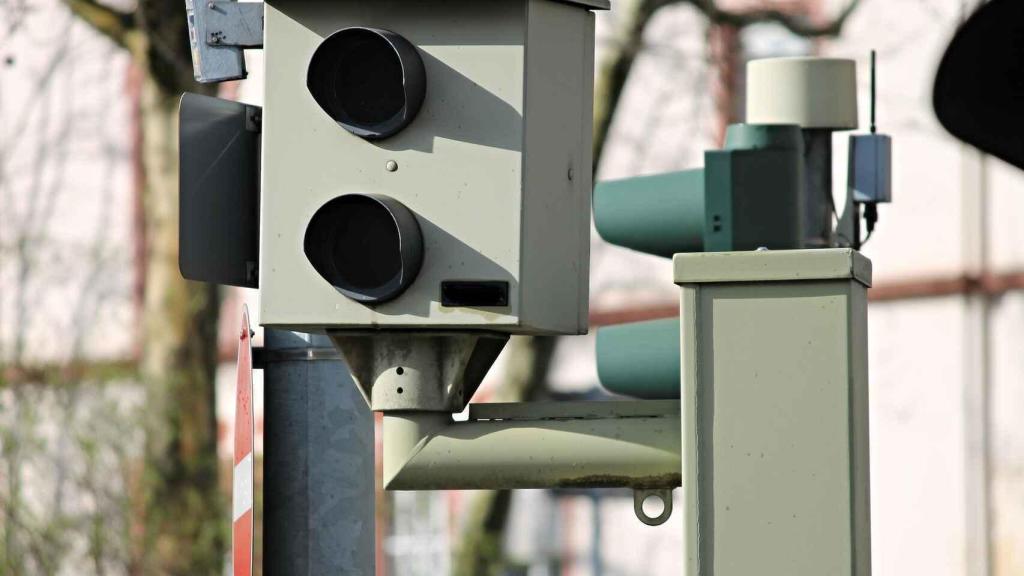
[332,32,406,126]
[308,28,426,139]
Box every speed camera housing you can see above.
[259,0,605,334]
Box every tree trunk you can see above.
[133,41,225,574]
[451,335,556,575]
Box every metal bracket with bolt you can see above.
[186,0,263,83]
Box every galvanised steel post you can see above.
[262,330,374,576]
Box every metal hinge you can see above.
[205,1,264,48]
[244,105,261,133]
[186,0,263,83]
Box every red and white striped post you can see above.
[233,307,255,576]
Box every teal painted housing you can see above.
[593,123,804,256]
[593,169,705,257]
[596,318,680,399]
[592,123,805,399]
[704,124,804,251]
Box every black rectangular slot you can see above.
[441,281,509,307]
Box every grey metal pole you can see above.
[262,329,374,576]
[589,492,603,576]
[802,129,835,248]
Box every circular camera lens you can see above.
[333,32,405,126]
[327,200,401,290]
[308,28,426,139]
[304,194,423,304]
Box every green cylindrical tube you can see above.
[724,123,804,151]
[596,318,681,399]
[593,169,705,257]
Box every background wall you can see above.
[2,0,1022,575]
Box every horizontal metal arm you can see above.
[383,400,681,491]
[252,346,340,368]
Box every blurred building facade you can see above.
[3,0,1024,574]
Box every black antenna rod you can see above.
[870,49,877,134]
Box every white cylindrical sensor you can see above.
[746,57,858,130]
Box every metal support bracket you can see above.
[383,399,681,528]
[205,1,264,48]
[185,0,263,83]
[329,331,509,413]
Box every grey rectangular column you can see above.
[675,249,872,576]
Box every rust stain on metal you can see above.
[388,472,682,491]
[556,473,682,490]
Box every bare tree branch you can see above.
[593,0,664,170]
[593,0,863,170]
[688,0,861,38]
[62,0,135,49]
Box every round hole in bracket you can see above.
[633,489,673,527]
[397,387,404,394]
[396,367,404,375]
[641,494,665,518]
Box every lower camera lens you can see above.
[304,194,423,304]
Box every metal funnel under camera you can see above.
[329,332,509,412]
